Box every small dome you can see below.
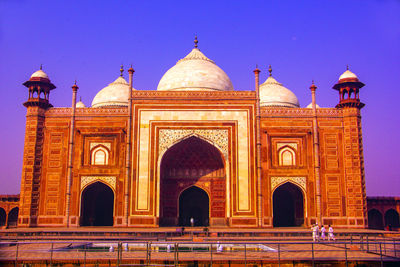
[157,48,233,91]
[92,76,134,108]
[306,102,320,108]
[259,76,299,108]
[76,99,86,108]
[30,69,49,80]
[339,69,359,82]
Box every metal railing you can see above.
[0,239,399,266]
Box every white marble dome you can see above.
[92,76,134,108]
[157,48,233,91]
[339,69,358,81]
[259,75,299,108]
[306,102,320,108]
[76,99,86,108]
[30,69,49,80]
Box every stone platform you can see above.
[0,228,399,265]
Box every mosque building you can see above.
[16,39,368,228]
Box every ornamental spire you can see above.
[268,65,272,76]
[194,35,198,48]
[120,64,124,77]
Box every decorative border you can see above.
[277,142,298,151]
[80,176,116,191]
[270,176,306,192]
[261,107,342,117]
[158,129,229,159]
[89,142,111,150]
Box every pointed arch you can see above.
[384,209,400,228]
[80,181,114,226]
[278,146,296,166]
[272,182,305,227]
[90,145,110,165]
[178,186,210,226]
[158,135,226,226]
[7,207,19,228]
[0,208,6,227]
[368,209,384,230]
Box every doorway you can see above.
[273,182,304,227]
[80,182,114,226]
[179,186,209,226]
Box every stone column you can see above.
[310,82,322,224]
[254,66,263,227]
[125,66,134,226]
[65,82,78,227]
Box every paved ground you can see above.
[0,239,398,264]
[0,228,399,264]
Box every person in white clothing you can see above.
[311,223,319,242]
[328,225,335,241]
[320,225,326,241]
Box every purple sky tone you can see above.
[0,1,399,196]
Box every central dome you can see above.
[157,47,233,91]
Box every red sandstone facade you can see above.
[16,86,367,228]
[16,46,369,229]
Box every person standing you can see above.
[328,225,335,241]
[320,225,326,241]
[312,223,319,242]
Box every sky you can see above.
[0,0,399,196]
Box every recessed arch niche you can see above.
[159,135,226,226]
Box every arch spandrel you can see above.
[271,177,307,193]
[80,176,116,192]
[158,129,229,160]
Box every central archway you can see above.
[159,136,225,226]
[273,182,304,227]
[179,186,209,226]
[80,182,114,226]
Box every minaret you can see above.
[19,67,56,227]
[125,65,134,226]
[65,81,79,227]
[333,68,367,228]
[333,66,365,109]
[310,81,322,225]
[253,65,262,227]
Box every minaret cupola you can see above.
[333,67,365,109]
[23,66,56,109]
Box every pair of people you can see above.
[312,223,335,241]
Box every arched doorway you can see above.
[179,186,209,226]
[273,182,304,227]
[7,207,19,228]
[160,136,225,226]
[80,182,114,226]
[368,209,384,229]
[0,208,6,227]
[384,209,400,229]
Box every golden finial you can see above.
[310,80,317,91]
[120,64,124,77]
[268,65,272,76]
[79,96,82,101]
[74,80,77,85]
[40,64,43,70]
[346,65,349,70]
[194,35,198,48]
